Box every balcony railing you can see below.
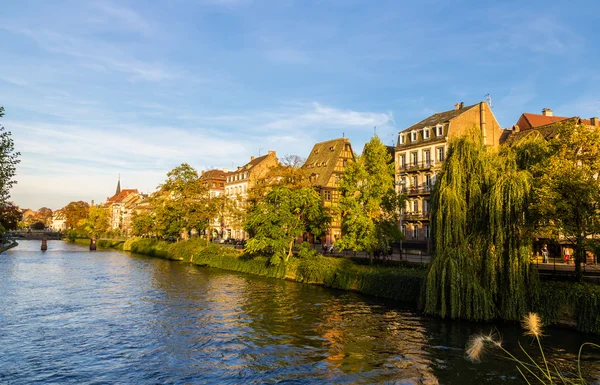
[401,186,432,195]
[403,212,430,221]
[399,160,437,171]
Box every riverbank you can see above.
[71,237,600,334]
[0,240,18,253]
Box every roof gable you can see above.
[303,138,352,187]
[399,104,478,134]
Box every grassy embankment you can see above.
[71,237,600,334]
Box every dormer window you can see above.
[411,131,417,141]
[399,134,405,144]
[423,129,430,140]
[436,125,443,137]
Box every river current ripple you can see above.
[1,240,599,384]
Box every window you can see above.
[424,150,431,165]
[423,199,428,213]
[400,154,406,168]
[425,225,430,239]
[412,175,418,188]
[437,147,445,162]
[212,182,216,188]
[413,200,419,212]
[411,131,417,141]
[323,190,331,201]
[401,225,407,236]
[412,226,419,239]
[436,125,443,136]
[423,129,430,139]
[425,174,432,187]
[411,152,418,166]
[399,134,405,144]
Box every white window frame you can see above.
[399,134,405,144]
[437,147,445,162]
[423,128,430,139]
[411,152,418,166]
[411,131,417,141]
[436,125,443,137]
[412,226,419,239]
[413,200,419,212]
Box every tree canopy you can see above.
[423,128,534,321]
[245,186,330,264]
[0,107,20,205]
[0,202,21,230]
[335,135,403,263]
[522,121,600,281]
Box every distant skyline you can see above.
[2,0,599,210]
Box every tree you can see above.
[152,163,209,239]
[63,201,90,230]
[0,202,21,230]
[335,135,403,264]
[131,210,155,237]
[80,206,110,237]
[527,121,600,281]
[35,207,53,226]
[280,154,306,168]
[0,107,20,204]
[245,186,330,264]
[423,128,534,321]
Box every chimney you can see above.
[201,170,204,176]
[250,156,255,161]
[454,102,460,110]
[91,200,95,207]
[460,102,464,109]
[480,101,487,146]
[542,108,553,117]
[591,117,599,127]
[268,150,276,156]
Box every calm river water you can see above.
[1,240,599,384]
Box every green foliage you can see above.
[297,242,319,259]
[0,202,21,230]
[245,186,330,264]
[532,281,600,334]
[80,206,110,237]
[336,135,403,263]
[64,201,90,230]
[424,128,535,321]
[524,121,600,281]
[0,107,20,205]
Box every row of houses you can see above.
[51,100,599,249]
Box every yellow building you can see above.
[303,138,355,244]
[224,151,278,239]
[395,101,503,251]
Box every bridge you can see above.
[8,230,63,240]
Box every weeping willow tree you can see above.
[422,128,536,321]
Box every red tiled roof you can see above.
[108,189,138,204]
[519,113,592,130]
[200,169,228,180]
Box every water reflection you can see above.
[1,240,599,384]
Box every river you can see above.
[1,240,599,384]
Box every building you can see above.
[503,108,599,144]
[105,178,144,235]
[224,151,278,239]
[200,168,229,239]
[50,209,67,231]
[303,138,355,244]
[395,101,503,251]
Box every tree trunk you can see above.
[287,239,294,261]
[575,235,585,282]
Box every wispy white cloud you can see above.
[91,1,154,36]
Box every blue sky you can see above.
[2,0,599,210]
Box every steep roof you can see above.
[108,189,139,204]
[503,117,584,145]
[399,104,478,134]
[303,138,352,187]
[200,169,228,180]
[518,113,592,130]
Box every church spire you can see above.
[115,174,121,196]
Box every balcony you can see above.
[401,186,432,196]
[399,160,436,172]
[403,211,430,221]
